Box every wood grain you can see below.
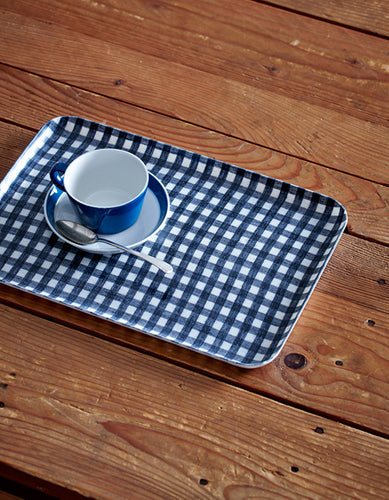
[0,304,388,499]
[1,234,387,435]
[5,0,389,125]
[269,0,389,37]
[1,86,388,433]
[0,123,35,173]
[322,235,389,313]
[1,72,389,245]
[1,1,388,497]
[1,5,388,184]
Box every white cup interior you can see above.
[64,149,148,208]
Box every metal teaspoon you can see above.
[55,220,173,274]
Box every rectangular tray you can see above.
[0,117,347,367]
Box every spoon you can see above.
[55,220,173,274]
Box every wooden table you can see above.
[0,1,388,498]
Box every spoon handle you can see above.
[97,237,173,274]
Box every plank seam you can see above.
[1,63,388,191]
[0,294,388,441]
[252,0,389,40]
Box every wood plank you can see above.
[0,123,35,174]
[1,233,388,435]
[0,8,388,184]
[1,2,387,497]
[268,0,389,37]
[5,0,389,127]
[0,304,388,499]
[1,69,389,245]
[322,235,389,313]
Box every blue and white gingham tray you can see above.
[0,117,347,367]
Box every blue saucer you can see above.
[44,172,170,254]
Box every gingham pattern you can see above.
[0,117,347,367]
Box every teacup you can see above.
[50,148,149,234]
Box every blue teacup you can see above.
[50,148,149,234]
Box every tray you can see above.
[0,116,347,367]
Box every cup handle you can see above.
[50,163,68,191]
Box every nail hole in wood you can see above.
[0,402,4,408]
[199,479,209,485]
[377,279,386,285]
[335,360,343,366]
[284,353,307,369]
[367,319,375,326]
[291,466,299,473]
[314,427,324,434]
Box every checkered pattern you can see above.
[0,117,347,367]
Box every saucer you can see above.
[44,172,170,254]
